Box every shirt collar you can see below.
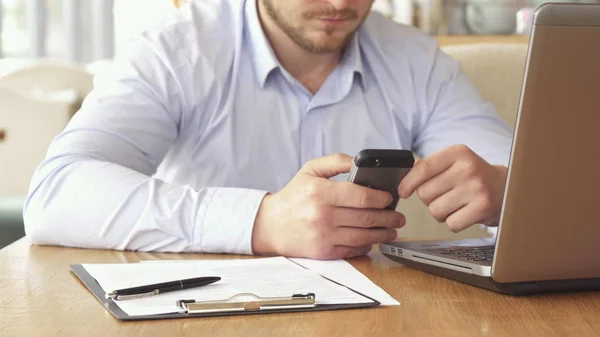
[245,0,279,88]
[244,0,365,89]
[342,31,365,90]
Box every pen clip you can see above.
[177,293,316,314]
[106,289,160,301]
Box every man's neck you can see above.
[257,1,342,95]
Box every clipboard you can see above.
[70,264,381,321]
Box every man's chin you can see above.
[302,38,349,54]
[308,45,344,54]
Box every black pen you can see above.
[106,276,221,301]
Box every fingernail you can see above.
[399,216,406,228]
[398,186,406,198]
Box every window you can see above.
[1,0,66,59]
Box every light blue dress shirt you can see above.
[23,0,513,254]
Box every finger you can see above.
[445,197,493,232]
[321,181,393,209]
[415,163,460,206]
[300,153,353,178]
[333,227,398,248]
[399,147,459,199]
[345,245,373,258]
[316,245,373,260]
[427,188,469,223]
[331,207,406,229]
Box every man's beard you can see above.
[262,0,363,54]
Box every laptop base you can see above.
[382,253,600,296]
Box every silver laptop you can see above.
[379,2,600,295]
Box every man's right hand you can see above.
[251,153,406,260]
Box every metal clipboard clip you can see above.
[176,293,316,314]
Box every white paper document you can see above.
[289,258,400,306]
[83,257,374,317]
[141,257,400,306]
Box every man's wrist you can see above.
[493,165,508,175]
[196,187,269,254]
[490,164,509,227]
[251,193,278,256]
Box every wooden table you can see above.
[2,238,600,337]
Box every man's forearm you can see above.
[23,155,267,254]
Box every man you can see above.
[23,0,513,260]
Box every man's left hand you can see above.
[398,145,508,232]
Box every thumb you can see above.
[300,153,353,178]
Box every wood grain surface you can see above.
[1,238,599,337]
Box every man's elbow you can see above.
[23,198,102,249]
[22,157,91,248]
[22,178,82,248]
[22,195,60,246]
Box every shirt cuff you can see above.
[195,187,268,255]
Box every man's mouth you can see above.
[319,17,350,25]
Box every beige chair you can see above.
[0,85,79,196]
[0,61,94,196]
[442,43,528,127]
[0,60,94,112]
[397,42,528,240]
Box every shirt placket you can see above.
[287,64,354,165]
[300,102,324,165]
[293,85,319,164]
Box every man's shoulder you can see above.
[360,11,440,59]
[132,0,242,64]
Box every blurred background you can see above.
[0,0,178,68]
[1,0,598,249]
[2,0,599,64]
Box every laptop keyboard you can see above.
[430,245,495,263]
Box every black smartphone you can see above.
[347,149,415,210]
